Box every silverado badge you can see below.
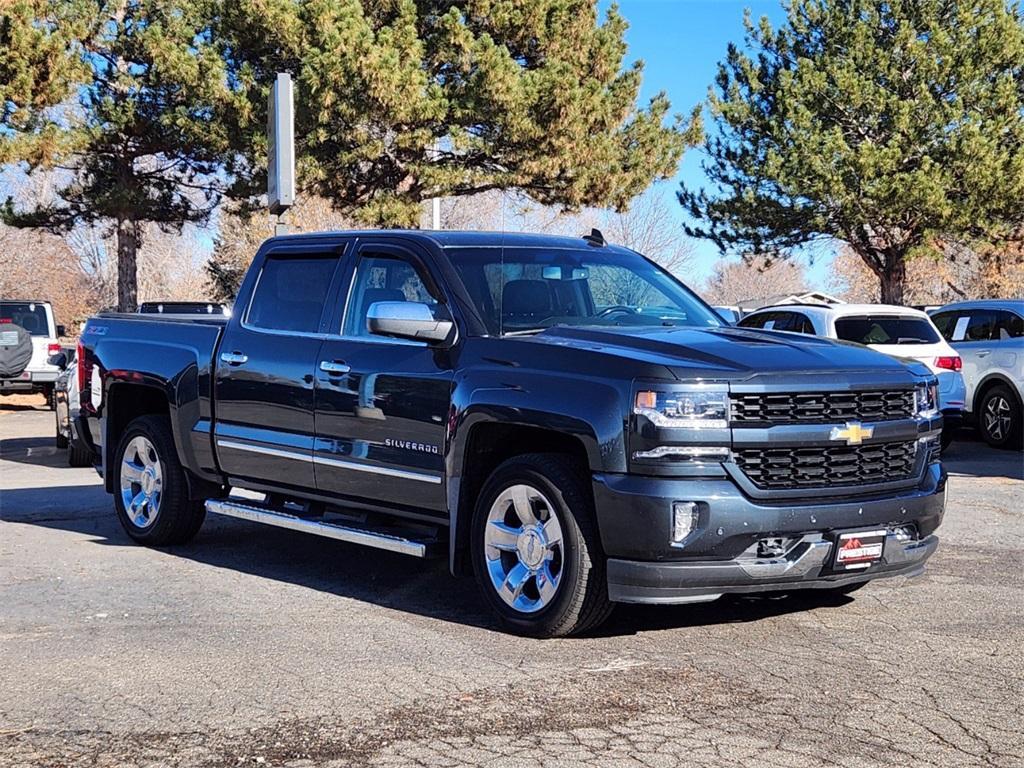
[830,422,874,446]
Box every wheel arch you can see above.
[972,373,1022,414]
[447,416,596,576]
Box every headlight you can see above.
[634,386,729,429]
[915,380,939,418]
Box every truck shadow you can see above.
[2,483,861,638]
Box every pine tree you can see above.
[220,0,697,226]
[681,0,1024,304]
[0,0,247,310]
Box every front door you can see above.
[214,243,347,491]
[313,239,454,516]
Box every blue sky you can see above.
[610,0,834,288]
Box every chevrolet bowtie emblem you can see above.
[830,422,874,446]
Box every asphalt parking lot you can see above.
[1,405,1022,768]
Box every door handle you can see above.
[220,351,248,366]
[319,360,351,376]
[976,349,991,358]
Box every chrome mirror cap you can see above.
[366,301,454,345]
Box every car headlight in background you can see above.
[634,387,729,429]
[915,380,939,418]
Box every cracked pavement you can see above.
[1,408,1022,767]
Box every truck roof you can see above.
[261,229,620,252]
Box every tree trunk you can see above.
[878,254,907,305]
[116,218,140,312]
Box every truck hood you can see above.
[531,325,920,381]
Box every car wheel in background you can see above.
[113,415,205,545]
[55,413,69,449]
[471,453,613,638]
[978,384,1022,450]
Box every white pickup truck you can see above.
[0,300,65,409]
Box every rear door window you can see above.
[834,315,940,345]
[245,254,339,333]
[962,311,998,342]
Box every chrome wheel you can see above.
[483,484,564,614]
[983,396,1012,442]
[119,435,163,528]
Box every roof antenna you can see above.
[583,228,606,247]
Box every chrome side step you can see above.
[205,498,432,557]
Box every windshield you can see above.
[445,246,722,336]
[0,302,50,336]
[834,315,940,345]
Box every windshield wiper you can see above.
[503,327,548,337]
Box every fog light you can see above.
[672,501,699,545]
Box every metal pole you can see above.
[430,139,442,230]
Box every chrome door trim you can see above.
[216,439,311,463]
[313,454,442,484]
[217,439,442,484]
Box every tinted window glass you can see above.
[930,311,957,341]
[738,312,772,329]
[963,311,997,341]
[343,254,438,337]
[446,246,721,335]
[246,255,337,333]
[0,301,50,336]
[995,310,1023,340]
[834,315,940,345]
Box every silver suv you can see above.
[930,300,1023,449]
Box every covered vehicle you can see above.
[0,300,64,408]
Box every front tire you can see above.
[978,385,1022,449]
[113,415,205,545]
[470,454,613,638]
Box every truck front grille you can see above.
[731,390,916,424]
[733,440,918,490]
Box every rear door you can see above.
[213,242,348,491]
[312,237,454,517]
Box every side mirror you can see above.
[56,324,66,337]
[48,351,68,370]
[367,301,454,345]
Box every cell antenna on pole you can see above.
[268,72,295,235]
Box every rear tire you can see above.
[113,415,205,546]
[978,385,1022,449]
[470,453,613,638]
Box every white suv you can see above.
[739,303,967,448]
[929,300,1023,449]
[0,300,64,408]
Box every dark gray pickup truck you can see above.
[77,230,945,636]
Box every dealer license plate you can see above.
[834,530,886,570]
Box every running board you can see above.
[205,498,434,557]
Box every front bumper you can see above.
[608,532,938,603]
[593,462,946,604]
